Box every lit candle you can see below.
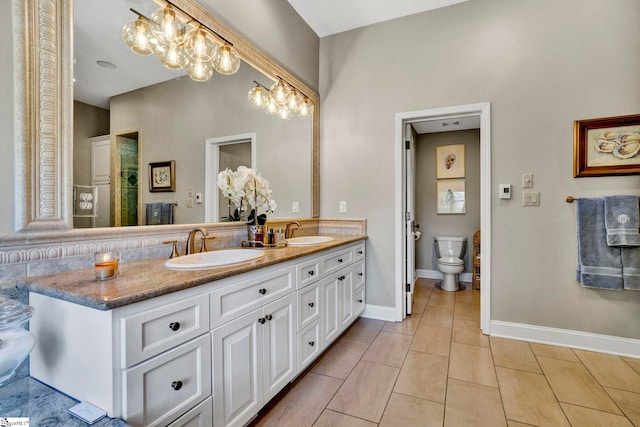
[94,252,119,280]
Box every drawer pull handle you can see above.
[308,270,315,276]
[258,288,267,295]
[358,273,363,277]
[265,314,273,321]
[171,381,183,391]
[308,341,315,347]
[308,302,314,308]
[358,299,363,303]
[338,275,345,281]
[358,250,363,254]
[169,322,181,331]
[337,258,343,263]
[258,318,266,324]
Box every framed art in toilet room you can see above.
[574,114,640,177]
[437,179,466,214]
[436,144,465,179]
[149,161,176,192]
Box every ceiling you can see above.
[285,0,469,37]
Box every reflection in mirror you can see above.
[72,0,312,228]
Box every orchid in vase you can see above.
[216,166,277,227]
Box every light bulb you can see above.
[270,79,291,106]
[298,97,314,117]
[278,105,292,120]
[184,27,216,62]
[248,85,269,108]
[213,44,240,75]
[156,42,188,70]
[150,6,186,45]
[287,88,303,112]
[122,17,154,55]
[187,59,214,82]
[265,97,279,115]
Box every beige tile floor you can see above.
[250,278,640,427]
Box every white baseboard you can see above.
[416,269,472,283]
[491,320,640,359]
[361,304,397,322]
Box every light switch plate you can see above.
[339,201,347,213]
[523,191,540,206]
[292,201,299,213]
[522,173,533,188]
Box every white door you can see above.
[338,269,354,330]
[262,294,296,402]
[322,275,340,345]
[91,138,111,228]
[404,124,416,315]
[212,310,263,427]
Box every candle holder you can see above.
[94,252,119,280]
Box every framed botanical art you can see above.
[149,161,176,192]
[574,114,640,177]
[436,144,465,179]
[437,179,466,214]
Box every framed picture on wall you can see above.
[149,161,176,192]
[574,114,640,177]
[436,144,465,179]
[437,179,466,214]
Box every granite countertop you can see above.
[0,375,129,426]
[17,235,366,310]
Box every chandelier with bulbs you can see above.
[122,3,240,82]
[248,79,314,120]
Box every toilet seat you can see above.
[438,256,463,266]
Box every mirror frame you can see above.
[15,0,319,232]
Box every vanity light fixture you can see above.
[122,2,240,82]
[247,79,314,119]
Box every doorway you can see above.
[112,130,141,227]
[395,103,492,333]
[204,133,257,222]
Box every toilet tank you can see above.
[434,236,467,258]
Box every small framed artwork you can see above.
[437,179,466,214]
[574,114,640,177]
[149,161,176,192]
[436,144,465,179]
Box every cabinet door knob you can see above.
[171,380,183,391]
[258,288,267,295]
[358,250,363,254]
[308,302,314,308]
[358,273,363,276]
[308,341,315,347]
[358,299,363,303]
[337,258,343,263]
[308,270,315,276]
[169,322,180,331]
[265,314,273,321]
[258,318,266,324]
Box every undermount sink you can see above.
[286,236,335,246]
[165,249,265,270]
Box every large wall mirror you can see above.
[11,0,319,234]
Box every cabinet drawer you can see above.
[210,266,294,328]
[122,294,209,368]
[297,320,322,371]
[167,396,213,427]
[353,286,365,317]
[353,260,365,290]
[322,248,353,276]
[298,281,321,331]
[123,333,212,427]
[297,257,321,289]
[353,243,365,261]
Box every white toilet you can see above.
[434,235,467,292]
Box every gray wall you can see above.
[415,130,481,273]
[200,0,319,91]
[0,2,13,233]
[319,0,640,339]
[110,61,311,224]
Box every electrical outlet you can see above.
[339,201,347,213]
[292,201,299,213]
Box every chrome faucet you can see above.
[285,221,301,239]
[186,227,209,255]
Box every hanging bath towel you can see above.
[576,197,623,290]
[604,195,640,247]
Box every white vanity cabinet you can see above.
[28,240,366,427]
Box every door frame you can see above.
[394,103,492,333]
[204,133,257,222]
